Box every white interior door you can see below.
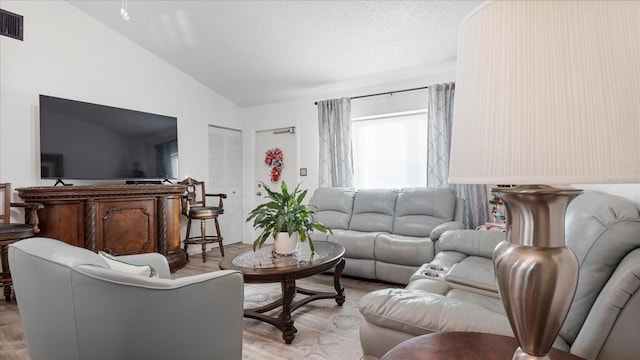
[254,127,298,244]
[208,126,242,245]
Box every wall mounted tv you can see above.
[39,95,179,181]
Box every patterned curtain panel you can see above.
[426,82,489,229]
[451,183,490,229]
[317,97,354,188]
[426,83,455,188]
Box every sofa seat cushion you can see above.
[358,284,512,337]
[406,279,504,313]
[375,233,434,266]
[329,230,377,259]
[358,281,570,351]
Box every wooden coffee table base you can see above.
[245,258,346,344]
[219,242,347,344]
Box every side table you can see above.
[0,223,35,301]
[381,332,584,360]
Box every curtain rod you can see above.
[313,85,430,105]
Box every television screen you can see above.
[39,95,179,181]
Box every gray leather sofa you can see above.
[309,187,465,284]
[9,237,244,360]
[358,191,640,360]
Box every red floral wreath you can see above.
[264,148,284,182]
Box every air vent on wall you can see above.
[1,9,23,41]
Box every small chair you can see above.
[179,177,227,262]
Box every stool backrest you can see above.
[0,183,10,224]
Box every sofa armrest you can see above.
[429,221,465,240]
[117,253,172,279]
[435,230,505,258]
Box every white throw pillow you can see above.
[98,251,159,278]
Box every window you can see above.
[352,111,427,189]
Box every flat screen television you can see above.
[39,95,179,181]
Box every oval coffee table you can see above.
[219,241,346,344]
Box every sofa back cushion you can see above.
[393,188,457,237]
[349,189,398,232]
[560,191,640,345]
[309,187,356,230]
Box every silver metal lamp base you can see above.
[513,347,550,360]
[492,185,582,359]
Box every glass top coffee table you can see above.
[219,241,345,344]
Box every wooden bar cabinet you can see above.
[16,185,187,272]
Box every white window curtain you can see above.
[317,97,354,188]
[426,82,488,228]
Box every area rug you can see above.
[241,274,385,360]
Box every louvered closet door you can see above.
[208,126,242,245]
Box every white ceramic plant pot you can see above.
[274,232,299,255]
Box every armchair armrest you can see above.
[117,253,172,279]
[205,193,227,207]
[429,221,465,240]
[10,201,44,233]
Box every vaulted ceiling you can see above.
[68,0,482,107]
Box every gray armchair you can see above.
[9,237,244,360]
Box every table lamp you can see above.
[448,1,640,359]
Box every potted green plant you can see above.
[246,181,332,254]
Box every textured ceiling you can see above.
[68,0,482,108]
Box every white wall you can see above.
[0,2,240,211]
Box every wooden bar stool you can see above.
[179,178,226,262]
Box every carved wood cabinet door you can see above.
[97,199,157,256]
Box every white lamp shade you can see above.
[449,0,640,185]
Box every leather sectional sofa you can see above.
[309,187,465,285]
[358,191,640,360]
